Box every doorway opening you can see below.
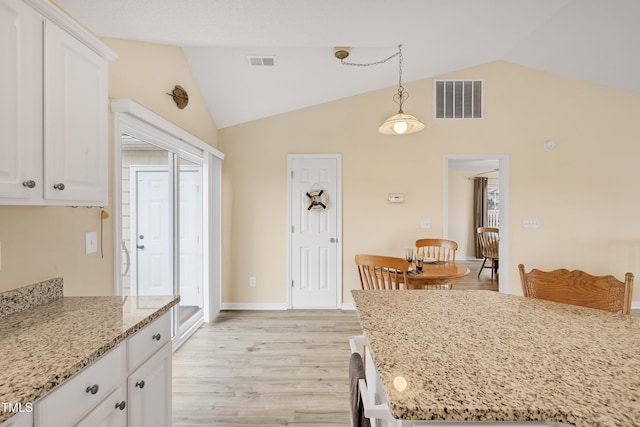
[444,154,510,293]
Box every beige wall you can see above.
[0,38,217,295]
[219,60,640,305]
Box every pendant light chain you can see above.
[339,45,402,67]
[337,43,424,135]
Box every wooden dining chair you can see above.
[415,238,458,262]
[355,254,409,290]
[477,227,499,280]
[518,264,634,315]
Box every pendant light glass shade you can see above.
[378,112,425,135]
[378,45,424,136]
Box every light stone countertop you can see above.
[0,293,179,423]
[352,290,640,426]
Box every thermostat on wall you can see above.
[388,193,405,203]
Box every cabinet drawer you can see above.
[34,344,125,427]
[127,311,171,371]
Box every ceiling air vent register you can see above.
[248,55,276,67]
[435,80,483,119]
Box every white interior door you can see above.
[132,169,172,296]
[289,155,341,308]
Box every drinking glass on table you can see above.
[415,253,424,271]
[405,248,414,264]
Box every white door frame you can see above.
[287,154,343,309]
[444,154,510,294]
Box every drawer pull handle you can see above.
[115,401,126,411]
[152,333,161,341]
[86,384,100,395]
[53,183,65,190]
[135,380,145,389]
[22,180,36,188]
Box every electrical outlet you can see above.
[420,218,431,229]
[249,276,257,287]
[85,231,98,254]
[523,218,540,229]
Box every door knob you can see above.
[22,180,36,188]
[53,183,65,190]
[329,237,337,243]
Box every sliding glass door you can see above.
[118,133,205,344]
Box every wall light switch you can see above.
[85,232,98,254]
[249,276,257,287]
[523,218,540,229]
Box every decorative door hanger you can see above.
[305,186,328,211]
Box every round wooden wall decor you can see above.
[168,85,189,109]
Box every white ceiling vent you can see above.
[248,55,276,67]
[435,80,483,119]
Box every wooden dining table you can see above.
[405,261,470,289]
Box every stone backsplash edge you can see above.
[0,278,63,318]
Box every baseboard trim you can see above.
[221,302,289,310]
[632,301,640,310]
[221,302,357,310]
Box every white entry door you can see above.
[289,155,341,308]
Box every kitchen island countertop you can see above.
[352,289,640,426]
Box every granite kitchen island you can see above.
[352,290,640,427]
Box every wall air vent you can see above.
[435,80,483,119]
[248,55,276,67]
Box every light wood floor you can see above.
[172,260,636,426]
[172,310,363,426]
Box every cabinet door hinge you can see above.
[291,280,294,288]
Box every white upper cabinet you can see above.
[0,0,116,206]
[43,21,108,203]
[0,0,42,200]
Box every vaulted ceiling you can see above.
[55,0,640,129]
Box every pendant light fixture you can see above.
[378,45,424,135]
[336,44,424,136]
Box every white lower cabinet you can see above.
[126,343,172,427]
[33,312,172,427]
[34,345,125,426]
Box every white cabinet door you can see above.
[43,20,108,204]
[76,387,127,427]
[127,343,172,427]
[0,0,42,199]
